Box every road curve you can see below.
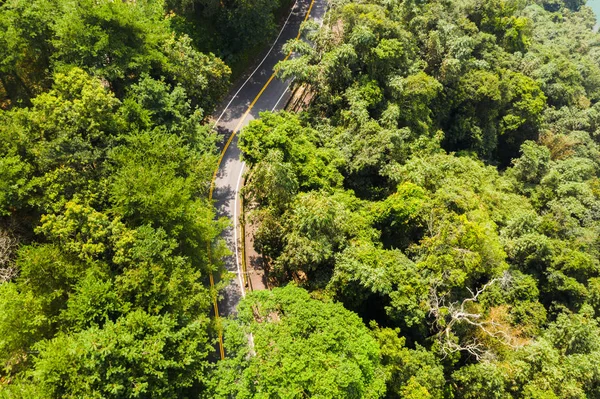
[210,0,328,319]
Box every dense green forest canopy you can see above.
[1,0,600,398]
[0,0,287,396]
[235,0,600,397]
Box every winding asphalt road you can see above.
[209,0,327,323]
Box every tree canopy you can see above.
[208,285,387,398]
[238,0,600,397]
[4,0,600,397]
[0,0,233,393]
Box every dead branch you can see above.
[429,272,521,360]
[0,228,18,283]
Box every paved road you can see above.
[210,0,328,318]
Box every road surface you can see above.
[209,0,328,321]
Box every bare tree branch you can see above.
[0,228,18,283]
[429,272,521,360]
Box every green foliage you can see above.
[0,68,121,213]
[50,0,168,83]
[508,141,551,185]
[109,130,214,233]
[277,0,600,163]
[162,34,231,112]
[0,0,57,104]
[0,283,48,375]
[331,242,428,328]
[0,154,30,216]
[37,201,125,262]
[4,0,600,396]
[59,268,120,331]
[240,1,600,392]
[372,182,429,249]
[164,0,288,73]
[112,225,213,318]
[210,285,386,398]
[0,4,224,392]
[374,327,445,399]
[29,310,212,399]
[239,111,344,190]
[453,308,600,399]
[219,0,281,55]
[0,0,230,111]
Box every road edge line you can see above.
[212,0,301,127]
[208,0,318,361]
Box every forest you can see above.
[1,0,600,398]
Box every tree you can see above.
[108,130,220,268]
[24,310,213,399]
[209,285,386,398]
[0,68,124,215]
[269,190,374,285]
[239,111,343,191]
[453,308,600,399]
[508,141,551,186]
[429,273,528,360]
[0,0,57,104]
[330,242,428,329]
[0,0,230,111]
[218,0,281,55]
[373,327,445,399]
[50,0,169,89]
[372,182,430,249]
[5,0,600,396]
[0,283,49,375]
[161,34,230,113]
[242,149,299,212]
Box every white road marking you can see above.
[208,0,325,358]
[272,81,292,111]
[269,6,325,113]
[212,0,304,302]
[233,161,246,298]
[231,0,325,292]
[213,0,301,128]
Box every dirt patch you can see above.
[242,178,269,292]
[285,84,316,113]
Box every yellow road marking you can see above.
[209,273,225,359]
[208,0,317,360]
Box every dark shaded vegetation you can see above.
[165,0,295,76]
